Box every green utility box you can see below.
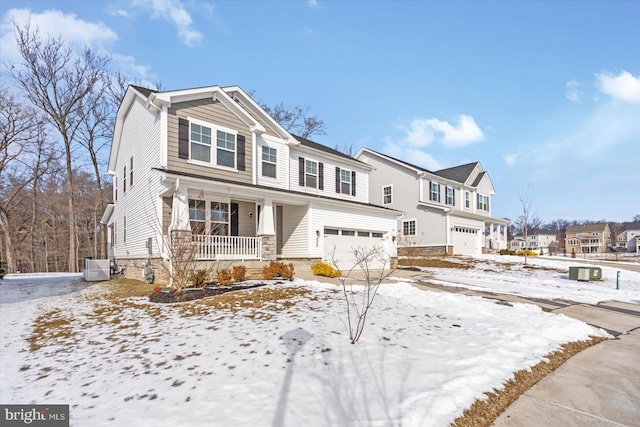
[568,266,603,281]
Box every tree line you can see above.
[0,22,325,274]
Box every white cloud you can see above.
[107,9,131,18]
[503,153,517,168]
[382,137,443,171]
[308,0,320,8]
[565,80,583,102]
[400,115,484,148]
[132,0,203,47]
[596,70,640,103]
[0,8,118,63]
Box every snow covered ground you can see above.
[0,269,610,427]
[420,255,640,305]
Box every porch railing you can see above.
[192,235,262,260]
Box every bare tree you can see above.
[9,22,110,272]
[330,246,394,344]
[518,186,534,265]
[259,103,326,138]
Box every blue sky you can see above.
[1,1,639,224]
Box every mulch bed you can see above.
[149,282,274,303]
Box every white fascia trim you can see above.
[355,148,423,175]
[294,144,374,171]
[160,105,168,168]
[100,203,115,224]
[222,86,293,141]
[417,200,454,213]
[108,87,150,174]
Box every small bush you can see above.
[262,261,295,281]
[232,265,247,282]
[517,249,538,257]
[312,261,342,278]
[216,269,233,286]
[499,249,516,255]
[190,269,209,288]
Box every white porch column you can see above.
[169,178,191,231]
[257,198,276,261]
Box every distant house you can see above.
[616,225,640,253]
[526,233,557,252]
[355,149,510,256]
[101,85,401,283]
[565,223,611,254]
[509,236,526,251]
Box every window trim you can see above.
[123,165,127,193]
[382,185,392,205]
[188,199,206,235]
[187,118,238,171]
[129,156,134,187]
[402,219,417,236]
[465,191,470,208]
[305,159,319,189]
[477,193,489,211]
[261,145,277,179]
[340,168,352,194]
[445,186,455,206]
[429,182,440,202]
[210,201,230,236]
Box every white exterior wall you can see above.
[474,176,494,218]
[256,134,289,189]
[281,204,309,258]
[112,97,165,259]
[289,149,369,204]
[308,202,397,259]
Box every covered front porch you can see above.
[162,176,306,262]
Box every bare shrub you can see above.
[232,265,246,282]
[216,269,233,286]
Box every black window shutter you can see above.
[438,184,441,203]
[452,188,455,206]
[319,162,324,190]
[178,118,189,159]
[351,171,356,196]
[299,157,305,186]
[231,202,239,236]
[335,167,341,193]
[237,135,246,171]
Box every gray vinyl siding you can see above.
[113,96,167,258]
[162,197,172,234]
[281,204,309,257]
[234,200,257,237]
[167,98,253,184]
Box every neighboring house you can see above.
[527,233,557,252]
[509,236,526,251]
[355,149,510,256]
[101,85,401,282]
[565,223,611,254]
[616,226,640,253]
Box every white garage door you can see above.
[324,228,388,270]
[452,226,480,255]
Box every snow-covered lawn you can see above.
[0,273,608,426]
[420,255,640,305]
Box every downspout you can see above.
[445,208,453,256]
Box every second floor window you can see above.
[123,165,127,193]
[383,185,392,204]
[465,191,470,208]
[190,123,212,163]
[340,169,351,194]
[261,146,277,178]
[216,130,236,168]
[305,160,318,188]
[446,187,455,206]
[477,194,489,211]
[129,157,134,186]
[190,123,236,168]
[430,182,440,202]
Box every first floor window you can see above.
[211,202,230,236]
[262,146,277,178]
[305,160,318,188]
[189,199,206,234]
[403,220,416,236]
[123,216,127,243]
[383,185,392,204]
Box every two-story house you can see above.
[526,233,557,252]
[101,85,401,282]
[509,236,526,252]
[616,225,640,253]
[354,149,510,255]
[565,223,611,254]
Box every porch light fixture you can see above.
[248,211,253,218]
